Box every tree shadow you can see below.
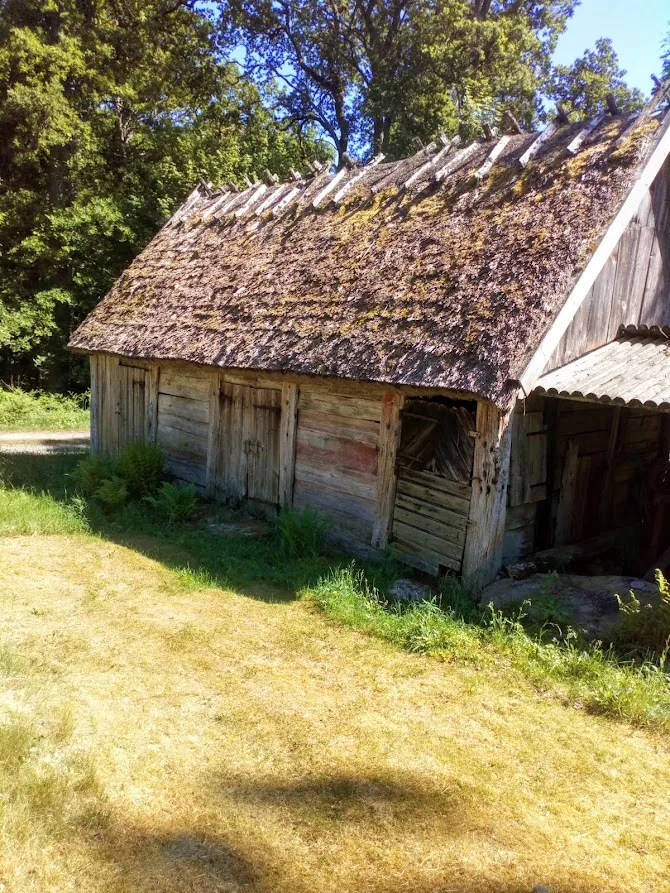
[0,450,389,605]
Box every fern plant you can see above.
[116,442,164,499]
[144,482,198,523]
[94,476,128,510]
[74,454,115,497]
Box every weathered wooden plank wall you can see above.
[157,366,211,489]
[545,158,670,372]
[293,385,382,545]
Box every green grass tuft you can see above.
[305,567,670,731]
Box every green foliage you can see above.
[547,37,645,120]
[0,386,89,431]
[0,0,328,387]
[73,454,115,497]
[93,476,128,510]
[223,0,582,160]
[613,570,670,657]
[0,487,89,536]
[115,442,164,500]
[306,566,670,730]
[144,482,198,523]
[275,507,328,559]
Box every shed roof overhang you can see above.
[533,325,670,411]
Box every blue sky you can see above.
[553,0,668,95]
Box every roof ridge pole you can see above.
[200,191,231,222]
[616,77,670,146]
[254,182,292,216]
[371,141,437,194]
[167,184,205,227]
[215,184,255,219]
[234,182,268,218]
[566,113,606,155]
[433,141,480,182]
[331,153,385,204]
[519,120,561,168]
[474,135,511,180]
[403,135,459,190]
[312,167,348,208]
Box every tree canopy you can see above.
[0,0,327,386]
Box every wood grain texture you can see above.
[146,366,159,442]
[461,402,512,587]
[371,391,404,548]
[278,382,299,508]
[89,356,100,453]
[206,372,221,494]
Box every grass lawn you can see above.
[0,454,669,892]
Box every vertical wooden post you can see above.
[461,401,512,588]
[205,371,221,496]
[278,382,299,509]
[146,365,160,444]
[598,406,622,526]
[555,439,580,545]
[371,390,404,549]
[89,356,100,454]
[103,355,120,456]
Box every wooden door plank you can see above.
[279,382,299,508]
[89,356,101,454]
[372,391,403,548]
[461,402,512,587]
[146,366,159,443]
[206,372,221,495]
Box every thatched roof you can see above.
[69,109,669,408]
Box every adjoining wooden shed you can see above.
[70,90,670,587]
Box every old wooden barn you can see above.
[70,90,670,587]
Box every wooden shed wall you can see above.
[90,356,511,584]
[545,158,670,373]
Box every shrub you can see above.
[115,442,164,499]
[144,482,198,523]
[613,570,670,657]
[73,454,115,497]
[276,507,327,558]
[94,476,128,510]
[0,386,89,432]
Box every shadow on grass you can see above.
[0,451,395,604]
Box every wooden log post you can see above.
[278,382,299,509]
[461,401,513,588]
[103,355,120,456]
[205,372,222,496]
[371,391,404,549]
[89,356,101,454]
[146,365,160,444]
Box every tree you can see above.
[0,0,327,387]
[547,38,645,120]
[220,0,579,163]
[661,24,670,82]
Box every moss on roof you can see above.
[69,115,666,407]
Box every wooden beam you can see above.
[205,371,221,495]
[474,135,511,180]
[89,356,100,453]
[332,154,385,204]
[519,108,670,394]
[146,365,160,443]
[433,141,480,182]
[598,406,622,525]
[278,381,299,508]
[566,113,605,155]
[312,168,347,208]
[403,136,458,190]
[371,391,405,548]
[519,121,560,167]
[461,402,512,588]
[554,439,580,546]
[103,355,120,456]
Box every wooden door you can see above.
[216,382,281,506]
[245,387,281,505]
[118,363,149,449]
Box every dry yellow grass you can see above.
[0,534,669,893]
